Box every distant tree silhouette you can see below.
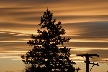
[21,9,75,72]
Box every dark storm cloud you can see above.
[0,42,29,51]
[0,0,65,6]
[0,0,62,3]
[18,15,108,22]
[10,11,41,16]
[17,16,40,22]
[62,21,108,38]
[1,21,108,39]
[76,21,108,38]
[0,7,43,17]
[70,49,108,61]
[55,15,108,20]
[0,0,107,5]
[88,49,108,59]
[66,42,108,48]
[1,11,42,17]
[0,22,39,29]
[0,31,31,51]
[0,31,30,41]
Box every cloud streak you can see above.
[0,0,108,72]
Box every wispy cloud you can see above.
[0,0,108,71]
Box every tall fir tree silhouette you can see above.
[21,9,75,72]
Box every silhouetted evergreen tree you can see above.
[21,9,75,72]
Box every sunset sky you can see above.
[0,0,108,72]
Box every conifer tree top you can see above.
[21,9,75,72]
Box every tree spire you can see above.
[21,9,76,72]
[47,6,48,11]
